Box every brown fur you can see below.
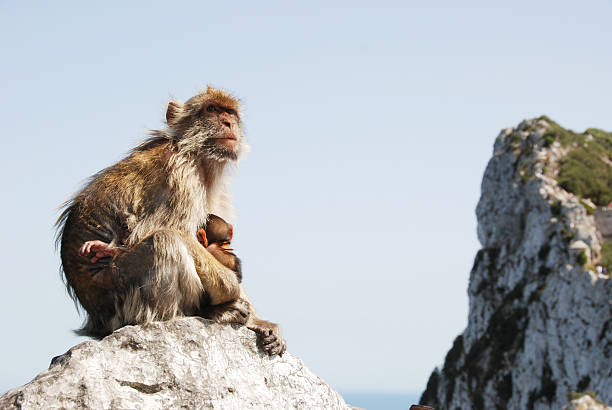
[56,87,286,355]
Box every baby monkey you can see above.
[197,214,242,281]
[197,216,286,356]
[195,215,254,336]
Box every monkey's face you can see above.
[166,86,248,161]
[199,103,240,156]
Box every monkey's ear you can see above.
[227,224,234,242]
[196,228,209,248]
[166,100,184,125]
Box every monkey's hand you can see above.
[205,243,242,282]
[248,319,286,356]
[79,240,120,263]
[202,298,251,325]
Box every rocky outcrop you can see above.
[420,118,612,409]
[0,317,350,409]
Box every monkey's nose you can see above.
[222,120,231,128]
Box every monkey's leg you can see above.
[239,286,286,356]
[110,230,206,329]
[199,298,250,325]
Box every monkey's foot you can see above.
[248,319,287,356]
[203,298,250,325]
[79,240,120,263]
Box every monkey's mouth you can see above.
[212,135,238,149]
[212,130,238,141]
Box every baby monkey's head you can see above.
[203,214,233,246]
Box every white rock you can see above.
[0,318,351,409]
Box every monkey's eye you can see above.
[206,105,216,113]
[226,108,236,115]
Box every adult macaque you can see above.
[57,87,285,355]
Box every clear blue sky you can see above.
[2,0,612,397]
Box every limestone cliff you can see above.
[0,318,350,409]
[563,393,612,410]
[420,118,612,409]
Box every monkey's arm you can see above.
[196,227,242,281]
[78,231,241,306]
[185,234,243,305]
[239,286,286,356]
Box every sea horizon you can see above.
[340,391,422,410]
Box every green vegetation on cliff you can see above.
[601,242,612,268]
[539,116,612,206]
